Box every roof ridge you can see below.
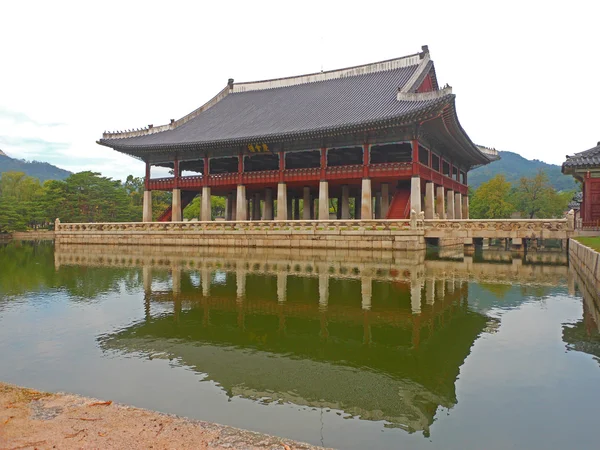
[232,48,427,93]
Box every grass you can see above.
[575,236,600,252]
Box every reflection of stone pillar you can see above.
[264,188,274,220]
[236,268,246,299]
[171,265,181,297]
[340,185,350,219]
[143,266,152,293]
[447,279,455,294]
[303,187,311,220]
[454,192,463,219]
[361,178,372,219]
[319,274,329,310]
[172,188,182,221]
[381,183,389,218]
[277,272,287,303]
[424,182,435,219]
[201,267,210,296]
[446,190,455,219]
[319,181,329,220]
[411,273,422,314]
[201,186,211,221]
[435,278,445,300]
[436,186,445,219]
[236,185,247,220]
[277,183,287,220]
[253,193,261,220]
[410,176,421,214]
[425,278,435,305]
[143,190,152,222]
[361,277,372,310]
[462,195,470,219]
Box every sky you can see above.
[0,0,598,181]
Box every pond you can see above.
[1,241,599,449]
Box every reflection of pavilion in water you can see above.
[53,245,569,435]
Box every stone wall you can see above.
[11,231,55,240]
[569,239,600,297]
[55,220,426,251]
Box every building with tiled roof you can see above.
[563,142,600,228]
[99,46,497,222]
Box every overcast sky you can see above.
[1,0,598,181]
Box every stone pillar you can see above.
[277,272,287,303]
[375,192,381,219]
[277,183,287,220]
[236,185,247,221]
[230,191,237,220]
[319,274,329,310]
[354,196,360,219]
[462,196,470,219]
[264,188,274,220]
[341,185,350,219]
[319,181,329,220]
[201,186,211,221]
[381,183,389,218]
[361,277,372,310]
[253,193,261,220]
[302,187,311,220]
[143,190,152,222]
[361,178,372,219]
[225,194,232,221]
[424,182,435,219]
[293,197,300,220]
[172,188,182,221]
[446,190,455,219]
[410,176,421,214]
[454,192,463,219]
[436,186,445,219]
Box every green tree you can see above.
[470,174,515,219]
[512,170,567,218]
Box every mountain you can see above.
[470,151,578,192]
[0,150,71,182]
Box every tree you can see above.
[470,174,515,219]
[512,170,568,219]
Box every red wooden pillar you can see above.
[320,147,327,179]
[583,172,591,222]
[411,139,419,176]
[145,161,151,190]
[203,156,209,186]
[237,153,243,184]
[362,144,369,178]
[173,157,179,188]
[278,151,285,182]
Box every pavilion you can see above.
[563,141,600,229]
[98,46,497,222]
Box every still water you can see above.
[1,241,600,449]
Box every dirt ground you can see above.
[0,382,328,450]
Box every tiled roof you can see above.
[99,51,445,151]
[563,142,600,170]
